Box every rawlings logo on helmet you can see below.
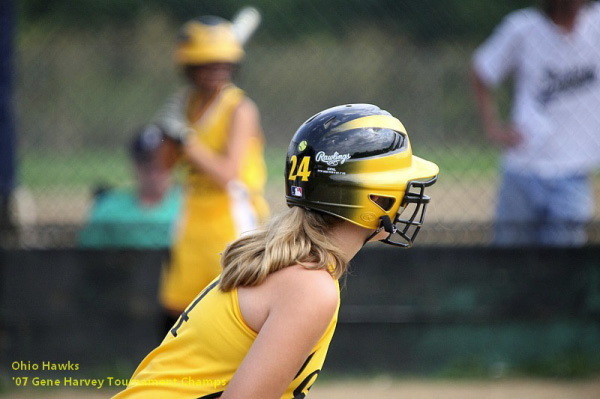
[315,151,351,166]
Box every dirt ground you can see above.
[309,378,600,399]
[2,377,600,399]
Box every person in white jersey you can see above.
[471,0,600,246]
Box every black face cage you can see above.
[379,176,437,248]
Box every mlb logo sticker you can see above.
[291,186,303,197]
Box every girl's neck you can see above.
[195,85,222,103]
[188,87,222,123]
[329,221,371,263]
[138,189,166,208]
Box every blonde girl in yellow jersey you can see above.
[113,104,439,399]
[154,15,269,329]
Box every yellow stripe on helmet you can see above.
[331,115,407,134]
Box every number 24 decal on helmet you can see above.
[288,155,311,181]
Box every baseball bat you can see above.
[232,6,262,46]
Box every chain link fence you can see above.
[5,0,600,247]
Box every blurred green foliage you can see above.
[20,146,498,190]
[18,0,536,42]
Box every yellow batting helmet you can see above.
[175,16,244,65]
[285,104,439,247]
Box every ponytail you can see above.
[219,207,346,291]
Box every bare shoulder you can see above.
[234,97,260,121]
[238,265,338,333]
[231,97,262,140]
[266,265,339,315]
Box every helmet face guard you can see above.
[378,176,437,248]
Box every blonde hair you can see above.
[219,206,347,291]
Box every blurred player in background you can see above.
[112,103,439,399]
[471,0,600,246]
[78,124,182,248]
[154,15,269,333]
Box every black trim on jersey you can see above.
[197,391,223,399]
[294,352,315,379]
[171,279,220,337]
[293,369,320,399]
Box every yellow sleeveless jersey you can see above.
[160,85,269,312]
[183,84,267,201]
[113,277,340,399]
